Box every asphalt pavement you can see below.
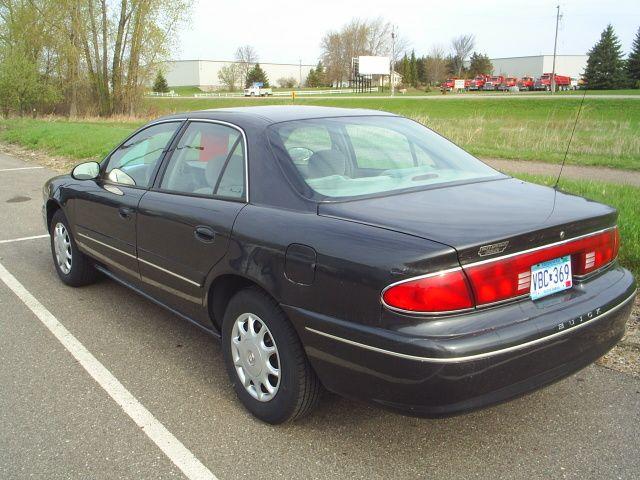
[1,152,639,479]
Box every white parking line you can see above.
[0,166,44,172]
[0,261,218,480]
[0,234,49,244]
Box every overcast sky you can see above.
[177,0,639,64]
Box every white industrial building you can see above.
[488,55,587,79]
[162,59,316,90]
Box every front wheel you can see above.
[221,287,322,423]
[50,209,97,287]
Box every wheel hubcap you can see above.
[53,223,72,274]
[231,313,280,402]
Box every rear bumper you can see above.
[285,265,636,417]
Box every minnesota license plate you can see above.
[530,255,573,300]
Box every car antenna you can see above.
[554,83,588,189]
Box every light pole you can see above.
[551,4,561,93]
[391,27,396,97]
[299,59,302,89]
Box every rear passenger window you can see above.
[160,122,245,199]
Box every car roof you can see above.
[158,105,397,127]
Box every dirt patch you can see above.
[485,158,640,187]
[0,142,77,173]
[597,297,640,377]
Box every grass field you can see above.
[142,96,640,170]
[3,96,638,170]
[510,173,640,277]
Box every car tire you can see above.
[50,209,97,287]
[221,287,322,424]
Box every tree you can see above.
[152,70,169,93]
[0,0,193,116]
[400,54,410,85]
[408,50,417,87]
[245,63,269,88]
[320,17,408,86]
[424,46,447,85]
[0,50,60,116]
[277,77,297,88]
[468,52,493,76]
[627,27,640,88]
[217,63,240,91]
[235,45,258,87]
[451,34,475,77]
[416,57,427,85]
[584,24,626,89]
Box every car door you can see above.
[72,120,184,281]
[136,120,247,324]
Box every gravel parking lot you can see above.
[1,152,639,480]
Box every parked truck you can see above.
[482,75,504,91]
[518,76,535,91]
[468,75,489,91]
[498,77,518,91]
[533,73,571,91]
[244,83,273,97]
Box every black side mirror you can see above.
[71,161,100,180]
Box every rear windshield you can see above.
[268,116,501,199]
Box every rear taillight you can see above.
[382,227,619,315]
[382,268,474,314]
[463,227,619,306]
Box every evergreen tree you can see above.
[245,63,269,87]
[152,70,169,93]
[468,52,493,76]
[584,24,626,89]
[409,50,418,87]
[627,27,640,88]
[315,60,326,86]
[416,57,427,85]
[400,54,410,85]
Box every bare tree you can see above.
[218,63,240,91]
[450,34,475,77]
[235,45,258,87]
[424,45,448,85]
[320,17,408,86]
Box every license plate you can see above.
[530,255,573,300]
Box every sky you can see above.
[177,0,640,65]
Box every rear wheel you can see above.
[221,287,322,423]
[50,210,97,287]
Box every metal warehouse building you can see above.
[163,59,316,90]
[489,55,587,79]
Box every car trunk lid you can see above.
[317,178,617,265]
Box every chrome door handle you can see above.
[194,226,215,243]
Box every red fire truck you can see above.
[468,75,489,90]
[498,77,518,91]
[533,73,571,91]
[518,76,535,91]
[482,75,504,91]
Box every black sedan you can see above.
[43,106,637,424]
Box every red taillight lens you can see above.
[464,228,619,306]
[382,227,619,315]
[382,269,474,314]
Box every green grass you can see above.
[510,173,640,277]
[165,85,204,96]
[143,96,640,170]
[0,118,142,161]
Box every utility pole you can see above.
[551,4,560,93]
[390,27,396,97]
[299,59,302,89]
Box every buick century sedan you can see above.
[43,106,636,423]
